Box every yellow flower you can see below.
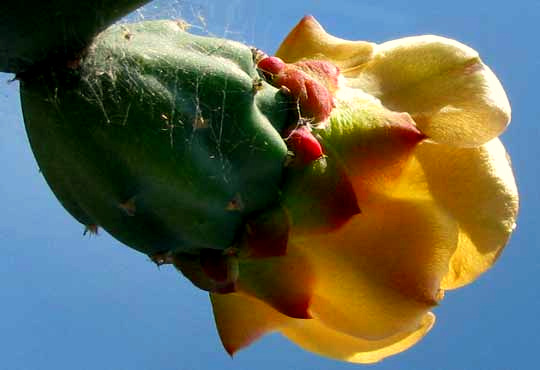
[209,16,519,363]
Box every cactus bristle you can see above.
[84,225,99,236]
[119,198,137,216]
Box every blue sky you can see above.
[1,1,538,369]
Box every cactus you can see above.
[3,2,518,364]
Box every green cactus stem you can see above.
[20,20,293,258]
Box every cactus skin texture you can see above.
[20,20,293,258]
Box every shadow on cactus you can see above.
[4,2,518,364]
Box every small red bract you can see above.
[257,56,286,75]
[285,125,323,165]
[257,56,337,123]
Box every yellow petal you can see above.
[291,197,457,340]
[210,292,287,355]
[413,139,519,289]
[347,35,511,147]
[275,16,375,70]
[281,312,435,364]
[210,292,435,363]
